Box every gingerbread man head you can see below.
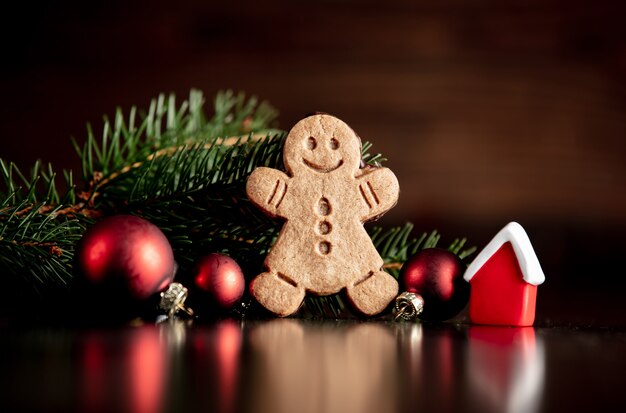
[283,114,362,177]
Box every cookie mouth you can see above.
[303,158,344,173]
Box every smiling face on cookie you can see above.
[283,114,362,176]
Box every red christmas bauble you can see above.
[193,253,245,309]
[400,248,469,321]
[76,215,175,300]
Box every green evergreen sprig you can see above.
[0,89,474,318]
[0,160,84,300]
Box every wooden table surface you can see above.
[1,317,625,413]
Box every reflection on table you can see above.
[0,319,549,413]
[246,320,398,413]
[467,326,544,413]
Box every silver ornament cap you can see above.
[159,282,194,319]
[394,291,425,321]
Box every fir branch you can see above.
[0,201,86,296]
[361,141,387,166]
[94,133,287,275]
[0,159,86,300]
[0,88,475,320]
[0,90,280,307]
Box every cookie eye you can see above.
[329,138,339,150]
[307,137,317,150]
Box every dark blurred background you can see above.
[1,0,626,324]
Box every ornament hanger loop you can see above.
[394,291,424,321]
[159,283,195,319]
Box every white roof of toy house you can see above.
[464,222,545,286]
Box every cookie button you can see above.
[318,241,332,255]
[318,198,331,216]
[318,221,332,235]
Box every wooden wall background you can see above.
[2,0,626,319]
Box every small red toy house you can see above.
[464,222,545,326]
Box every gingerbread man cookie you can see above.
[246,114,400,316]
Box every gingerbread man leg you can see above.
[250,272,305,317]
[347,270,399,316]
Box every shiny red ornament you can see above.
[400,248,469,322]
[193,253,245,309]
[76,215,176,300]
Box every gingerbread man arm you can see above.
[356,167,400,222]
[246,167,291,219]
